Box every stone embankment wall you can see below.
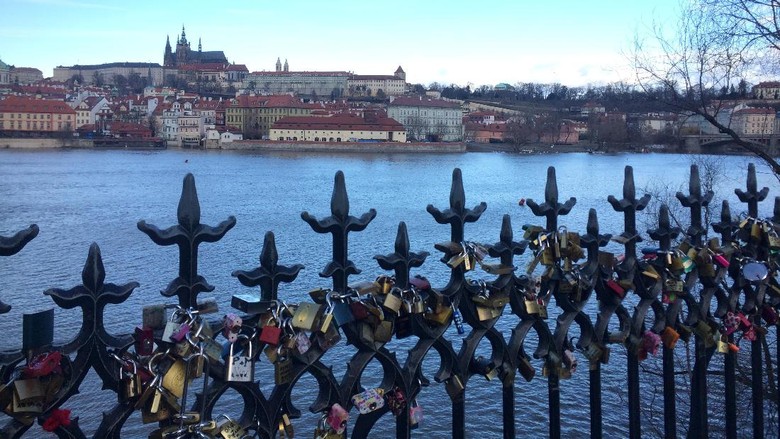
[223,140,466,153]
[0,138,93,149]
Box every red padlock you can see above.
[134,326,154,356]
[606,279,626,299]
[259,325,282,346]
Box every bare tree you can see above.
[631,0,780,181]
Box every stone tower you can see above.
[276,57,282,72]
[394,66,406,81]
[283,59,289,72]
[164,35,174,67]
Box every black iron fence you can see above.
[1,163,779,438]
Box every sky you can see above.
[0,0,681,88]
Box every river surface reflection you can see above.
[0,149,776,437]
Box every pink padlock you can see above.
[222,313,242,343]
[326,403,348,434]
[170,322,191,342]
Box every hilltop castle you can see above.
[163,26,228,68]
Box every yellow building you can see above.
[0,96,77,132]
[732,107,776,136]
[753,81,780,100]
[226,95,314,139]
[270,114,407,142]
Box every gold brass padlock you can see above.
[445,375,464,399]
[424,305,453,325]
[292,302,322,331]
[524,299,539,314]
[161,359,187,399]
[476,306,495,321]
[382,292,403,314]
[373,320,394,343]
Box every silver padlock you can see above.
[215,414,247,439]
[226,335,254,382]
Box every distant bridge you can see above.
[683,134,778,151]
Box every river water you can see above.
[0,149,777,437]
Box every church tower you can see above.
[276,57,282,72]
[164,35,174,67]
[283,59,289,72]
[176,25,190,66]
[394,66,406,81]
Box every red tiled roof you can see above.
[226,64,248,72]
[350,75,398,81]
[231,94,311,109]
[248,71,351,77]
[389,96,460,109]
[272,115,404,131]
[10,67,42,73]
[0,96,76,114]
[754,81,780,88]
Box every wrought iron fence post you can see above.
[607,166,650,439]
[526,166,576,439]
[677,165,714,439]
[735,164,769,439]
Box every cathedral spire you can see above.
[283,59,289,72]
[276,57,282,72]
[181,25,187,45]
[198,37,202,52]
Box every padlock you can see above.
[13,378,45,403]
[395,313,413,338]
[411,295,425,314]
[445,375,464,399]
[326,403,349,433]
[476,305,495,322]
[452,305,466,335]
[351,388,385,414]
[376,275,394,295]
[279,413,294,438]
[524,298,540,315]
[222,313,242,343]
[606,279,626,299]
[373,320,394,343]
[424,304,453,326]
[661,326,680,349]
[717,335,730,354]
[517,355,535,382]
[359,322,375,345]
[259,320,282,346]
[293,331,311,354]
[537,299,548,319]
[664,278,684,293]
[226,336,254,382]
[215,414,246,439]
[385,386,407,416]
[292,302,323,331]
[11,388,44,414]
[161,358,187,399]
[274,349,293,385]
[315,324,342,351]
[409,399,423,429]
[382,290,403,314]
[332,301,355,327]
[693,321,715,348]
